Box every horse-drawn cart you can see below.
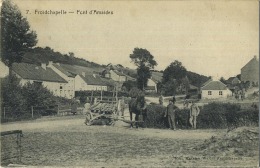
[84,102,119,126]
[84,97,144,126]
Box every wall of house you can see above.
[75,75,86,91]
[241,57,259,85]
[146,79,157,92]
[110,71,126,82]
[201,89,232,99]
[75,75,108,91]
[48,63,75,99]
[85,85,107,91]
[0,61,9,78]
[18,78,67,98]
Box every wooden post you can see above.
[91,90,94,104]
[101,89,103,101]
[17,132,22,163]
[116,85,118,103]
[57,104,60,116]
[31,106,34,118]
[112,86,115,97]
[3,107,5,119]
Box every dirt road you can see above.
[1,116,258,167]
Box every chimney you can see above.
[82,72,85,77]
[41,63,46,70]
[49,61,53,65]
[93,74,96,78]
[56,63,60,66]
[254,55,257,59]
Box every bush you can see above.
[145,104,190,129]
[145,102,258,129]
[146,104,166,128]
[1,75,67,122]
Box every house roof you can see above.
[201,81,228,90]
[241,56,259,70]
[12,63,67,83]
[80,74,107,86]
[52,63,76,77]
[226,77,239,84]
[201,78,213,87]
[189,84,198,90]
[55,63,103,76]
[111,70,125,76]
[126,75,136,81]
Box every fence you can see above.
[57,105,84,116]
[1,130,23,166]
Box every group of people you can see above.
[234,90,245,101]
[162,96,200,130]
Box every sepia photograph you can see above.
[0,0,259,167]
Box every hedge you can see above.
[145,102,259,129]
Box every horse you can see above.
[128,96,147,128]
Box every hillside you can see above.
[22,47,104,69]
[20,46,209,85]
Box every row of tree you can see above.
[128,48,209,96]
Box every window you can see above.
[208,91,212,95]
[219,91,223,95]
[60,86,63,89]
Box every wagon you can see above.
[84,100,144,126]
[84,102,119,126]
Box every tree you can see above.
[219,77,226,84]
[129,48,157,90]
[1,0,37,70]
[162,60,187,84]
[162,60,187,95]
[122,80,137,92]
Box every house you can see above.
[226,77,240,85]
[47,61,76,99]
[0,60,9,78]
[75,73,108,91]
[145,78,158,92]
[201,80,232,99]
[188,84,199,94]
[12,62,70,98]
[109,70,127,82]
[241,56,259,86]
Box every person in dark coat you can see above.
[164,100,178,130]
[71,98,79,115]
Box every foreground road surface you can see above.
[1,116,258,167]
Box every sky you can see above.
[12,0,259,79]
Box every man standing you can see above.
[164,100,178,130]
[189,101,200,129]
[120,96,125,117]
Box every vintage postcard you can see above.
[0,0,259,167]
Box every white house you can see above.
[201,80,232,99]
[12,62,69,98]
[75,73,108,91]
[109,70,127,82]
[145,78,158,92]
[47,61,76,99]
